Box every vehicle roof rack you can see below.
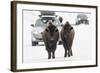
[40,11,55,15]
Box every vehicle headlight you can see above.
[78,18,81,21]
[34,31,39,34]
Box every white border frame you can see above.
[16,3,96,70]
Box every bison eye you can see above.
[70,27,73,30]
[45,28,49,32]
[55,28,58,32]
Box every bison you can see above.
[41,21,59,59]
[61,21,75,57]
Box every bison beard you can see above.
[61,21,75,57]
[42,21,59,59]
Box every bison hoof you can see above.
[48,57,51,59]
[64,54,67,57]
[68,55,71,57]
[52,56,55,59]
[64,55,67,57]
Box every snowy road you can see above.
[23,25,93,63]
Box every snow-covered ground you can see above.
[23,25,93,64]
[22,10,95,64]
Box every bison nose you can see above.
[50,38,54,42]
[50,38,54,41]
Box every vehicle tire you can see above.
[76,22,80,25]
[80,20,83,24]
[58,41,62,45]
[85,20,89,24]
[32,41,38,46]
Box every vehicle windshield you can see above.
[35,18,61,27]
[35,19,47,27]
[77,14,88,20]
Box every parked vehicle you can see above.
[76,14,89,25]
[31,11,62,46]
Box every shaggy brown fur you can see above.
[42,21,59,59]
[61,21,75,57]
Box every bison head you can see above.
[63,21,73,32]
[45,21,59,42]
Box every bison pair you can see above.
[41,21,75,59]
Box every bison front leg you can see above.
[64,49,67,57]
[63,42,68,57]
[47,51,51,59]
[70,49,73,56]
[68,50,71,57]
[52,45,57,59]
[68,49,73,57]
[52,51,55,59]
